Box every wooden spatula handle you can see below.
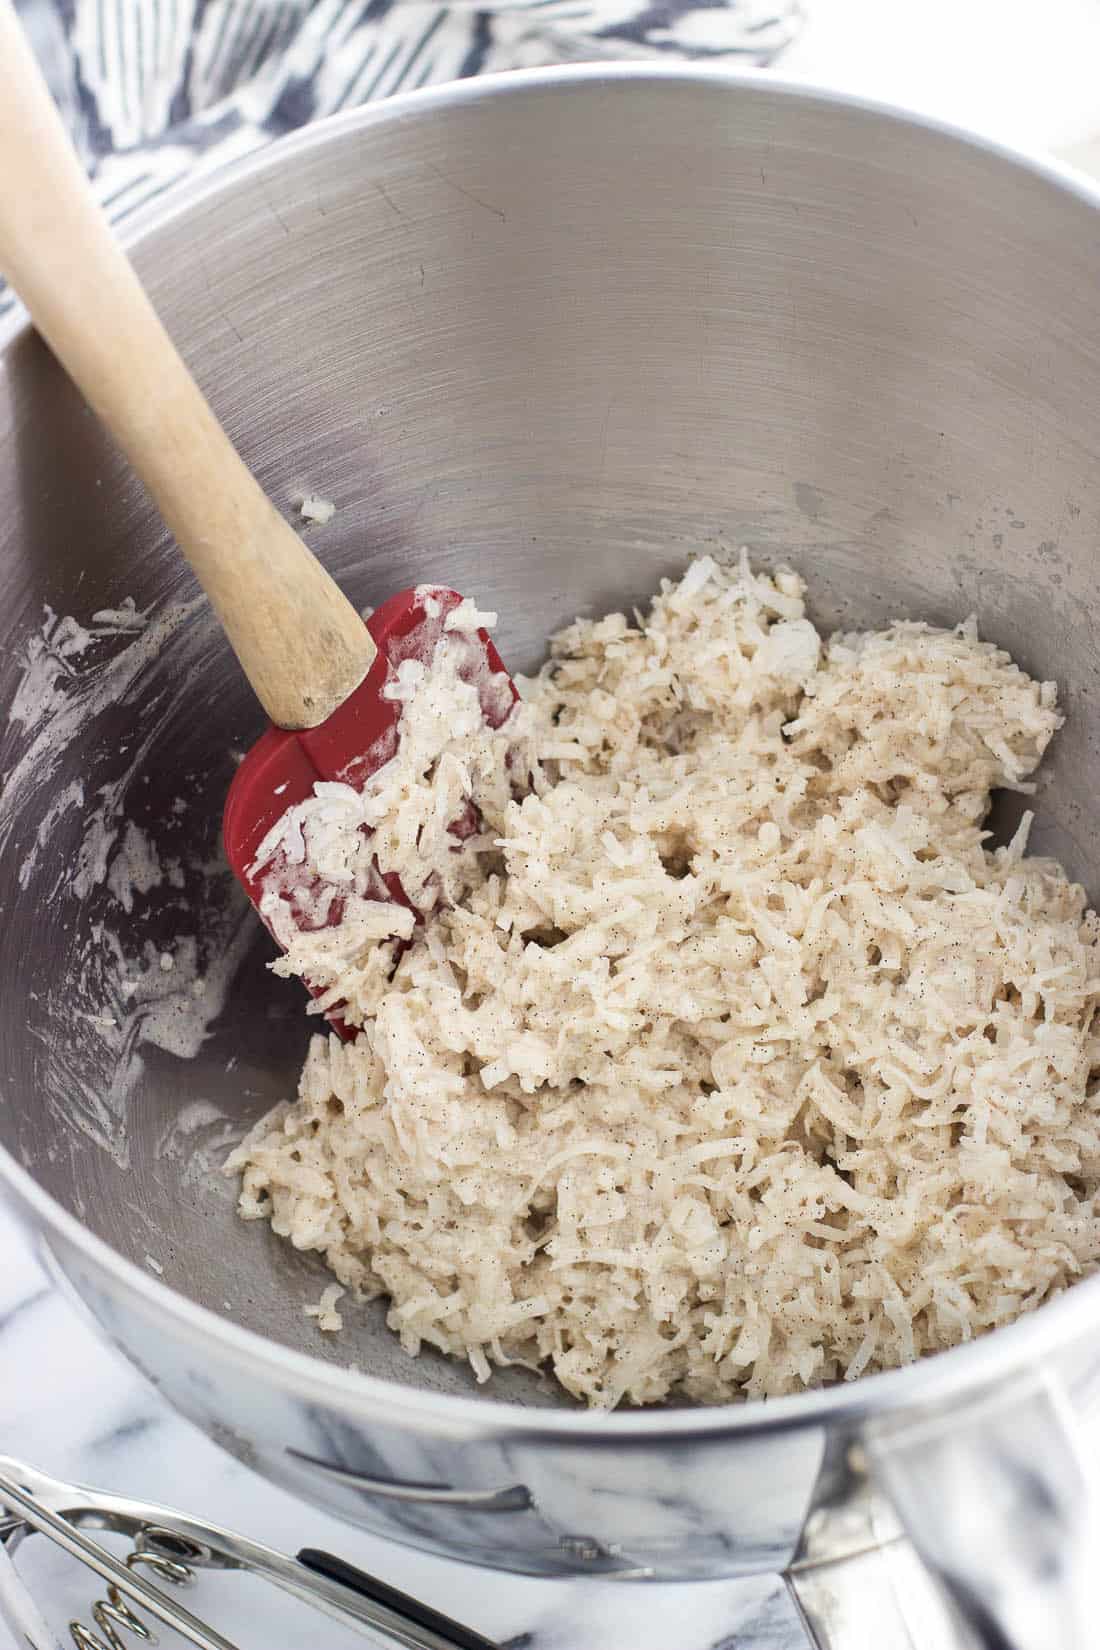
[0,1,375,730]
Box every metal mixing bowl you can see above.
[1,65,1099,1650]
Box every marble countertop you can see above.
[6,6,1100,1647]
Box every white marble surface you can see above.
[6,5,1100,1647]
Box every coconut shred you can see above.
[226,556,1100,1408]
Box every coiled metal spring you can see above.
[69,1526,204,1650]
[1,1453,499,1650]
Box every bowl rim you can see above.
[3,58,1100,1440]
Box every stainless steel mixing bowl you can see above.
[1,64,1099,1650]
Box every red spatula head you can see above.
[223,585,517,1032]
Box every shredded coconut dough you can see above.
[298,494,336,525]
[227,556,1100,1407]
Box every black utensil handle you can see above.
[297,1549,501,1650]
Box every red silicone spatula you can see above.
[222,586,516,981]
[0,0,515,1022]
[222,585,515,906]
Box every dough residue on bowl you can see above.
[227,555,1100,1407]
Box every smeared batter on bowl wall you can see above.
[227,556,1100,1408]
[1,597,252,1169]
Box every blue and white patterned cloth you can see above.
[16,0,803,229]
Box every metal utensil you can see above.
[0,1457,498,1650]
